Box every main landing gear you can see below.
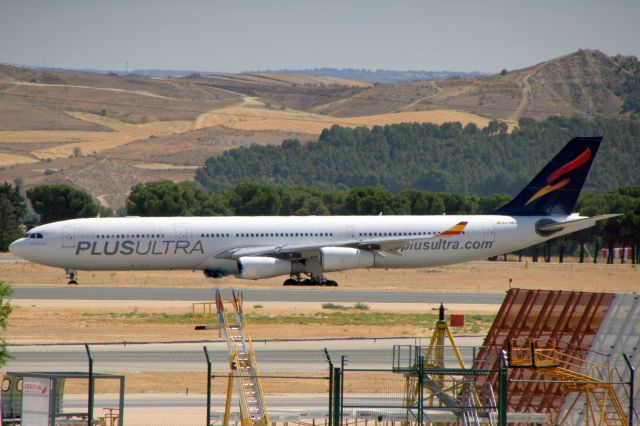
[283,274,338,287]
[65,269,78,285]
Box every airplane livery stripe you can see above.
[439,221,468,235]
[546,147,591,183]
[525,178,571,206]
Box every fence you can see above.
[3,341,634,425]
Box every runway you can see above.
[5,337,485,373]
[11,286,506,304]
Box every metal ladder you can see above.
[217,289,269,426]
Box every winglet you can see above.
[438,221,468,236]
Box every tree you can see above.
[196,117,640,195]
[0,198,22,251]
[478,193,511,214]
[27,184,101,224]
[396,189,445,215]
[126,181,232,216]
[344,187,397,215]
[0,182,27,220]
[0,183,26,251]
[230,183,281,216]
[0,281,12,367]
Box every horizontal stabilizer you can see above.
[537,214,621,233]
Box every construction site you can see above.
[1,286,638,426]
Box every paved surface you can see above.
[63,394,328,409]
[0,256,25,263]
[12,286,506,304]
[5,337,485,373]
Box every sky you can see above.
[1,0,639,73]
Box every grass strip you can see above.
[83,311,494,332]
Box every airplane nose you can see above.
[8,239,23,257]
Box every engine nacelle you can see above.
[320,247,374,272]
[236,256,292,280]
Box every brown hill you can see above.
[313,50,632,120]
[0,50,636,209]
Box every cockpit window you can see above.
[24,233,30,238]
[36,233,43,239]
[30,234,36,239]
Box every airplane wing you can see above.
[537,214,621,234]
[213,221,468,260]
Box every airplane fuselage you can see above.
[9,214,583,276]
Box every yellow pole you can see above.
[224,371,234,425]
[445,327,466,369]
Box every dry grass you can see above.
[194,105,496,134]
[0,152,38,166]
[130,162,200,170]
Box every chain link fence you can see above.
[4,341,596,425]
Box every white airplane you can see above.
[10,137,617,286]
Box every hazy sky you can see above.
[1,0,639,73]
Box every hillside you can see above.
[1,49,638,208]
[196,117,640,194]
[312,50,637,120]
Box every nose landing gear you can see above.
[65,269,78,285]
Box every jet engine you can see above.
[236,256,292,280]
[320,247,374,272]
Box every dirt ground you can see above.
[1,257,637,293]
[2,257,637,343]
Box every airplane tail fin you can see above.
[495,136,602,216]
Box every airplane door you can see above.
[174,225,189,240]
[62,226,75,248]
[482,221,495,242]
[346,225,355,239]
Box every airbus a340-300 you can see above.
[10,137,617,286]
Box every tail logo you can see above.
[525,147,592,206]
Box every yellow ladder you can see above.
[217,289,269,426]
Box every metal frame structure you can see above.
[508,337,629,426]
[476,288,615,421]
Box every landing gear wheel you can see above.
[324,280,338,287]
[65,269,78,285]
[283,278,299,286]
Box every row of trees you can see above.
[126,181,512,217]
[1,182,639,264]
[196,116,640,194]
[126,180,640,264]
